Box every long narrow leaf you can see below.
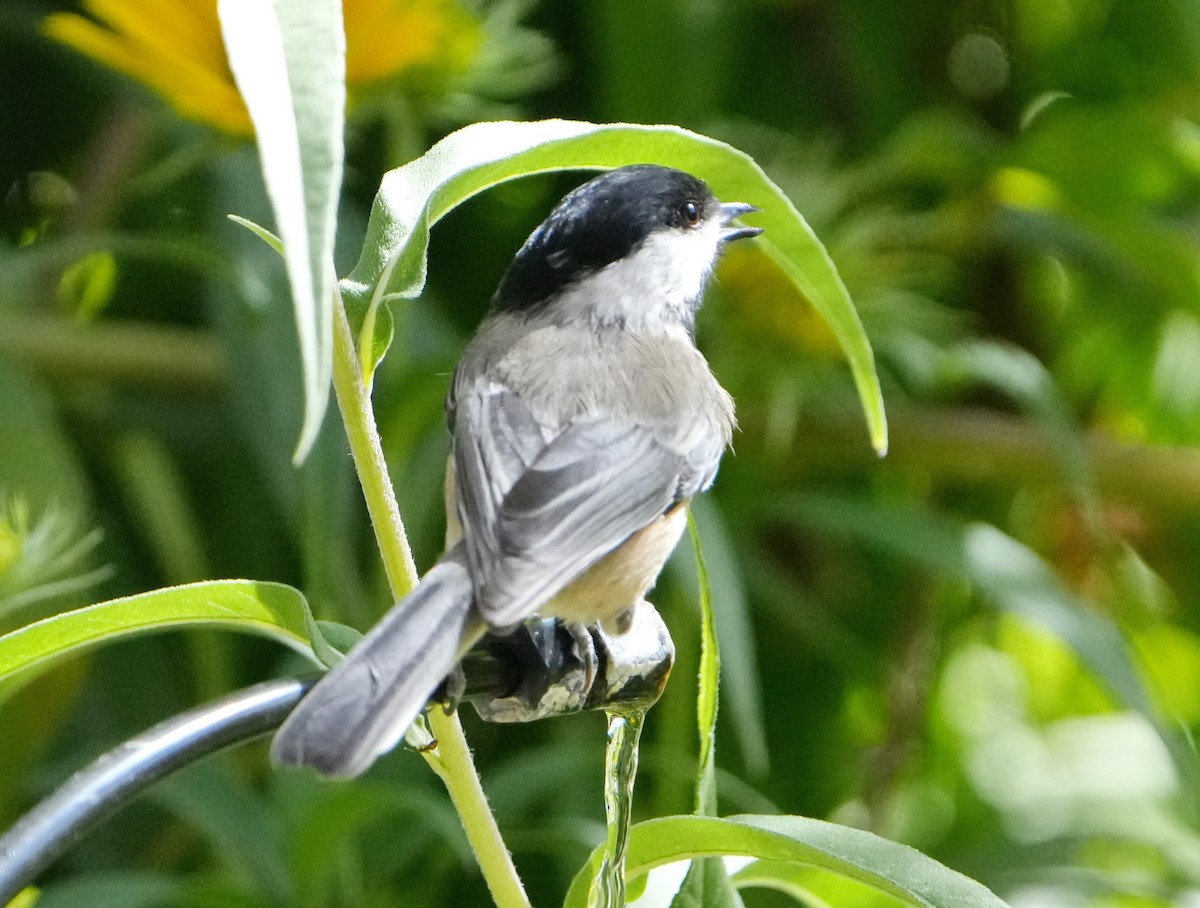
[0,580,320,697]
[564,815,1009,908]
[688,515,720,818]
[219,0,345,463]
[340,119,887,455]
[668,517,742,906]
[685,496,768,778]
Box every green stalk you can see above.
[330,296,419,596]
[330,292,530,908]
[425,709,531,908]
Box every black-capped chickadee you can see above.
[272,164,762,777]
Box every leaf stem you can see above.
[330,291,530,908]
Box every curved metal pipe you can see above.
[0,609,677,903]
[0,678,312,904]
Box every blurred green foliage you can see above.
[5,0,1200,905]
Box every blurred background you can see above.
[4,1,1200,905]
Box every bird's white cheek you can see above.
[559,224,723,330]
[639,223,724,303]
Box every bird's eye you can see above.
[680,200,701,226]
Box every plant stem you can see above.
[330,292,530,908]
[330,295,419,597]
[425,709,531,908]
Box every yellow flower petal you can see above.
[344,0,479,84]
[44,12,251,135]
[83,0,227,72]
[44,0,481,135]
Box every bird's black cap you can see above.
[494,165,718,312]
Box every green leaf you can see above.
[0,580,321,697]
[56,249,117,320]
[686,496,768,778]
[340,119,887,454]
[563,815,1009,908]
[219,0,346,463]
[732,859,903,907]
[688,514,720,818]
[309,619,363,667]
[228,214,284,256]
[670,516,745,908]
[670,854,746,908]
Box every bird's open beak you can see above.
[719,202,763,243]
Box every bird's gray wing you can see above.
[455,387,694,627]
[451,381,549,575]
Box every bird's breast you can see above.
[490,323,734,443]
[542,501,690,632]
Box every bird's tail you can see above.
[271,545,485,778]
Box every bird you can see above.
[271,164,762,777]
